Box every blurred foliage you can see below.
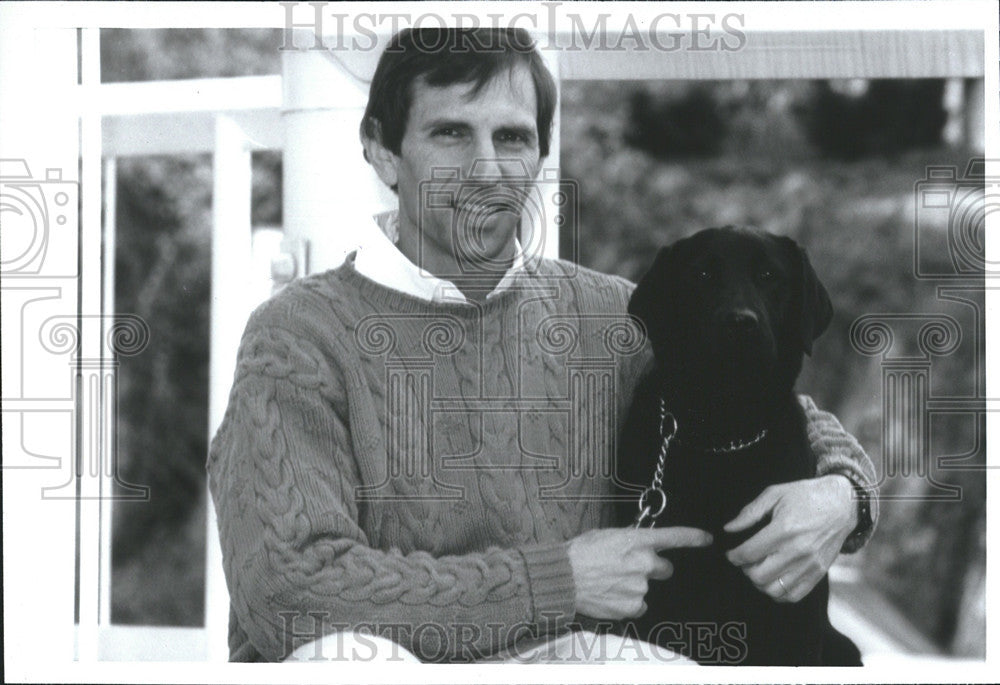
[101,28,282,82]
[625,86,727,158]
[562,79,984,657]
[112,150,281,626]
[112,155,212,625]
[795,80,948,160]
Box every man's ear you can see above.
[790,241,833,355]
[360,121,399,190]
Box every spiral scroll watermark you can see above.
[31,314,152,500]
[850,159,994,501]
[2,159,152,501]
[350,307,647,503]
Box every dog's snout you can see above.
[722,309,760,336]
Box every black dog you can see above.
[616,226,861,666]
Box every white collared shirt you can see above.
[353,210,525,303]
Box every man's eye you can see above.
[497,131,530,145]
[433,127,464,139]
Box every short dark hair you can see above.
[360,28,558,159]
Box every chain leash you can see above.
[633,397,676,529]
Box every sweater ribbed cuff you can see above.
[518,541,576,631]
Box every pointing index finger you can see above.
[635,526,713,550]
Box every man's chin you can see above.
[454,229,519,272]
[453,208,519,243]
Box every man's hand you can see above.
[723,475,857,603]
[568,527,713,620]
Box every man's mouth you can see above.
[453,186,525,215]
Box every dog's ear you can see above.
[628,244,676,351]
[792,241,833,355]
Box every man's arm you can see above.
[799,394,878,552]
[207,317,575,662]
[723,395,878,602]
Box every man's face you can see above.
[391,63,542,276]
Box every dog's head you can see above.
[628,226,832,398]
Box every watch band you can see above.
[824,468,875,552]
[845,479,874,548]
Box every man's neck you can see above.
[396,224,517,304]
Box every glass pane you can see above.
[108,148,282,628]
[111,154,211,626]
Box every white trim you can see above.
[556,29,984,80]
[281,49,389,273]
[79,75,282,117]
[103,109,283,157]
[100,155,118,628]
[205,115,258,661]
[535,46,561,262]
[93,625,207,661]
[77,25,108,663]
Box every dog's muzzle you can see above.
[721,308,760,338]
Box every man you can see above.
[208,27,876,664]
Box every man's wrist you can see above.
[826,472,874,550]
[828,473,858,531]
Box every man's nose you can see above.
[467,139,503,180]
[468,156,502,180]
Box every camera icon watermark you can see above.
[33,314,153,501]
[913,158,997,280]
[0,158,77,276]
[2,158,151,501]
[417,160,578,286]
[848,158,994,501]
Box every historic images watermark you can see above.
[278,611,748,664]
[849,158,993,501]
[1,158,150,501]
[278,2,747,54]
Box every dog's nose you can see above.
[722,309,759,336]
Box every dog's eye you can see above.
[698,269,712,280]
[757,270,774,282]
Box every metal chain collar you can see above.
[633,397,676,529]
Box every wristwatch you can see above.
[831,471,874,552]
[845,479,873,548]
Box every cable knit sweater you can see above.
[207,254,877,663]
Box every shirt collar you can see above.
[355,210,525,303]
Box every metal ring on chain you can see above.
[637,486,668,521]
[659,401,678,440]
[634,506,653,529]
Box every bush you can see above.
[624,86,728,159]
[796,79,947,160]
